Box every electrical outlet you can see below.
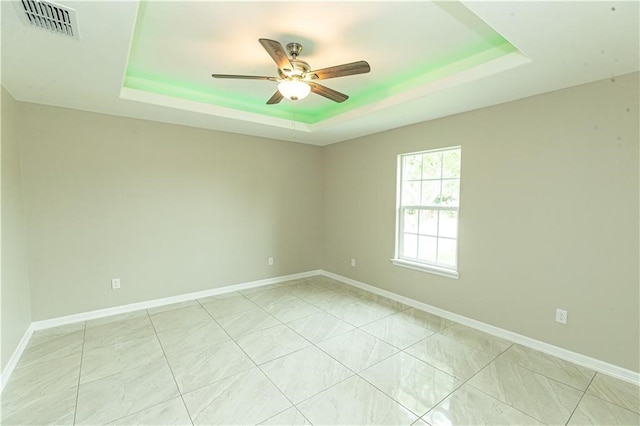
[111,278,121,290]
[555,308,568,324]
[351,258,356,267]
[268,257,274,266]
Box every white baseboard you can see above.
[1,270,319,393]
[320,270,640,386]
[1,323,34,392]
[32,270,321,331]
[4,268,638,393]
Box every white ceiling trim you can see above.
[1,1,638,145]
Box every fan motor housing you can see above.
[278,59,311,78]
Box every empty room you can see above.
[1,1,639,425]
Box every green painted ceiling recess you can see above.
[124,1,519,124]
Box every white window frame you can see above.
[392,146,461,279]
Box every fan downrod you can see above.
[286,42,303,59]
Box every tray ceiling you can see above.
[2,1,638,145]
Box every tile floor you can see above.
[2,275,639,425]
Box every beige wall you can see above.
[18,104,323,320]
[1,89,32,370]
[4,72,638,373]
[322,72,639,372]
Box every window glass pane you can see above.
[403,233,418,258]
[422,152,442,179]
[442,149,461,178]
[402,181,421,205]
[403,209,418,233]
[420,180,441,205]
[419,209,438,235]
[440,179,459,206]
[418,236,437,263]
[437,238,457,266]
[403,155,422,181]
[438,211,458,238]
[398,147,461,273]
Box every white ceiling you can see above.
[2,1,638,146]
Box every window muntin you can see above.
[396,147,461,275]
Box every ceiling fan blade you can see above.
[259,38,293,72]
[309,83,349,103]
[309,61,371,80]
[211,74,276,81]
[266,91,284,105]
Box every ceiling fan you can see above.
[212,38,371,104]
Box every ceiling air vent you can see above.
[15,0,79,40]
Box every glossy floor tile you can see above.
[585,372,640,413]
[298,376,418,425]
[398,308,456,331]
[18,327,84,368]
[27,322,85,344]
[3,274,638,426]
[84,312,156,350]
[80,334,165,384]
[75,359,180,424]
[263,298,323,323]
[107,397,193,425]
[182,367,291,425]
[362,296,411,316]
[567,393,640,425]
[156,319,230,357]
[200,294,259,319]
[359,352,461,416]
[361,313,436,349]
[422,384,542,425]
[317,328,398,372]
[468,356,583,424]
[147,299,200,315]
[2,352,81,411]
[1,386,78,425]
[86,310,148,327]
[439,323,512,356]
[286,312,354,343]
[216,307,280,338]
[326,300,393,327]
[500,344,595,390]
[259,406,311,425]
[261,346,353,403]
[165,339,254,393]
[296,289,360,310]
[235,323,310,365]
[149,304,213,334]
[405,333,496,380]
[243,287,299,307]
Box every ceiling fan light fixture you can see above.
[278,78,311,101]
[212,39,370,104]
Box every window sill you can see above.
[390,259,459,279]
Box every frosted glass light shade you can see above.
[278,79,311,101]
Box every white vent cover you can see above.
[15,0,79,40]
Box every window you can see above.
[393,146,461,278]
